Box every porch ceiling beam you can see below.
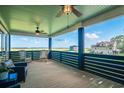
[81,6,124,27]
[0,20,9,33]
[10,29,49,37]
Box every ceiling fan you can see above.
[56,5,82,17]
[35,26,47,36]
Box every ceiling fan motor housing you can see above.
[35,26,40,35]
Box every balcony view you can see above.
[0,5,124,88]
[7,16,124,56]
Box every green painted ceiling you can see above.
[0,5,120,37]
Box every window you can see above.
[0,32,1,52]
[11,35,48,51]
[0,29,9,62]
[85,15,124,56]
[52,30,78,52]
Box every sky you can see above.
[11,36,48,48]
[85,15,124,48]
[0,15,124,48]
[54,15,124,48]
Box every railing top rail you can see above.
[51,50,78,55]
[10,50,45,52]
[84,53,124,61]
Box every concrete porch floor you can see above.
[21,60,124,88]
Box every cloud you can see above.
[21,38,29,41]
[34,40,40,44]
[55,38,64,41]
[63,39,69,45]
[94,31,102,34]
[85,33,99,40]
[63,39,76,46]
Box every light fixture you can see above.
[35,27,40,36]
[63,5,72,14]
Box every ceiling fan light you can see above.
[36,32,40,36]
[35,30,40,36]
[63,5,72,14]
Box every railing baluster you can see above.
[84,53,124,84]
[50,51,124,84]
[51,51,79,68]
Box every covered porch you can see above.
[0,5,124,88]
[21,61,123,88]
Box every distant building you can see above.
[70,45,78,52]
[91,41,120,54]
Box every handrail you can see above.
[84,53,124,61]
[51,50,78,55]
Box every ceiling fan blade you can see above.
[72,7,82,17]
[40,30,44,32]
[56,10,64,17]
[40,30,47,34]
[42,32,47,34]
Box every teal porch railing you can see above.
[51,51,79,68]
[1,50,124,84]
[50,51,124,85]
[9,51,41,62]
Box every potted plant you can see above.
[0,66,8,80]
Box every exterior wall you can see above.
[91,41,121,55]
[91,47,113,54]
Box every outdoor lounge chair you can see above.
[3,60,28,82]
[19,50,32,63]
[40,50,49,62]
